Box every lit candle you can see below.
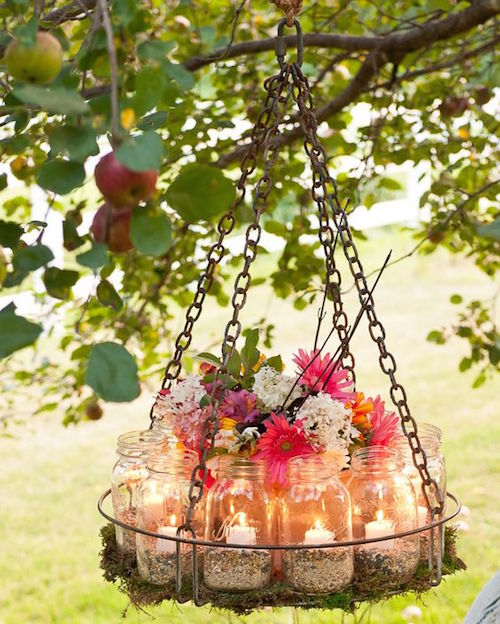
[304,520,335,545]
[417,505,428,527]
[226,512,257,546]
[157,514,178,553]
[143,491,165,521]
[364,510,395,549]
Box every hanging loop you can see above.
[275,18,303,68]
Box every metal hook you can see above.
[275,18,303,68]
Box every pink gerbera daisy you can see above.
[253,413,315,484]
[292,348,355,401]
[368,396,399,447]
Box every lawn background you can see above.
[1,229,498,624]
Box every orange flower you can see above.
[346,392,373,429]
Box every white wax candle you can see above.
[304,521,335,545]
[418,506,428,527]
[157,525,178,553]
[226,524,257,545]
[365,511,395,549]
[144,492,165,521]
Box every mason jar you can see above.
[110,430,165,554]
[136,449,200,585]
[391,423,446,561]
[345,446,420,587]
[203,456,273,592]
[279,455,354,593]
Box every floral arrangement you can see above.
[154,330,399,484]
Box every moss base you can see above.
[99,524,465,615]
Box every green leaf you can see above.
[12,244,53,271]
[166,164,236,222]
[134,65,166,115]
[489,344,500,366]
[13,85,90,115]
[379,177,402,190]
[476,218,500,241]
[164,61,194,92]
[138,40,175,61]
[130,208,172,256]
[265,355,283,373]
[241,329,260,373]
[37,159,86,195]
[0,220,23,248]
[13,16,38,47]
[43,267,79,299]
[227,350,241,378]
[85,342,140,402]
[48,126,99,162]
[450,294,463,305]
[76,243,109,270]
[97,279,123,310]
[0,173,7,191]
[196,352,222,367]
[426,330,445,344]
[115,132,163,172]
[0,311,42,358]
[137,111,168,131]
[63,219,85,251]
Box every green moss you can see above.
[99,524,466,615]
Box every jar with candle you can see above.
[346,447,420,587]
[111,430,165,554]
[203,456,273,592]
[279,456,354,594]
[391,423,446,562]
[136,449,200,585]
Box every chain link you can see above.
[290,64,444,517]
[148,69,293,425]
[180,67,294,535]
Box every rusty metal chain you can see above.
[290,63,444,517]
[148,67,293,425]
[180,66,294,539]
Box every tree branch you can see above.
[184,0,500,70]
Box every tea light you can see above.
[365,510,395,549]
[226,512,257,545]
[304,520,335,545]
[157,514,178,553]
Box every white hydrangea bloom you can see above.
[298,392,358,452]
[169,375,205,407]
[253,366,302,412]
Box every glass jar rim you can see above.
[147,448,198,474]
[207,455,267,479]
[117,429,165,457]
[287,454,342,480]
[350,446,403,473]
[391,434,440,457]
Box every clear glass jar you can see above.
[391,423,446,561]
[203,456,273,592]
[279,456,353,593]
[111,430,165,554]
[346,447,420,587]
[136,449,200,585]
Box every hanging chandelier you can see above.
[97,18,464,614]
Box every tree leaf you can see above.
[164,61,194,92]
[48,125,99,162]
[37,159,86,195]
[265,355,283,372]
[138,40,175,61]
[13,85,90,115]
[476,218,500,241]
[12,244,53,271]
[115,132,163,172]
[0,311,42,358]
[134,65,166,116]
[0,220,23,248]
[85,342,140,402]
[97,279,123,310]
[76,243,109,270]
[13,16,38,46]
[130,208,172,256]
[166,164,236,221]
[43,267,79,299]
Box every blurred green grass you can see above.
[1,228,499,624]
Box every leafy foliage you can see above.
[0,0,498,423]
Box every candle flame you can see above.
[376,509,384,522]
[169,513,176,527]
[312,519,325,530]
[236,512,247,527]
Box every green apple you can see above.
[5,32,63,84]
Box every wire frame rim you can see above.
[98,489,461,551]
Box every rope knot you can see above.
[272,0,302,26]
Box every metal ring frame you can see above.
[98,488,460,550]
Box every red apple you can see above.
[5,32,63,84]
[94,152,157,207]
[91,203,134,253]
